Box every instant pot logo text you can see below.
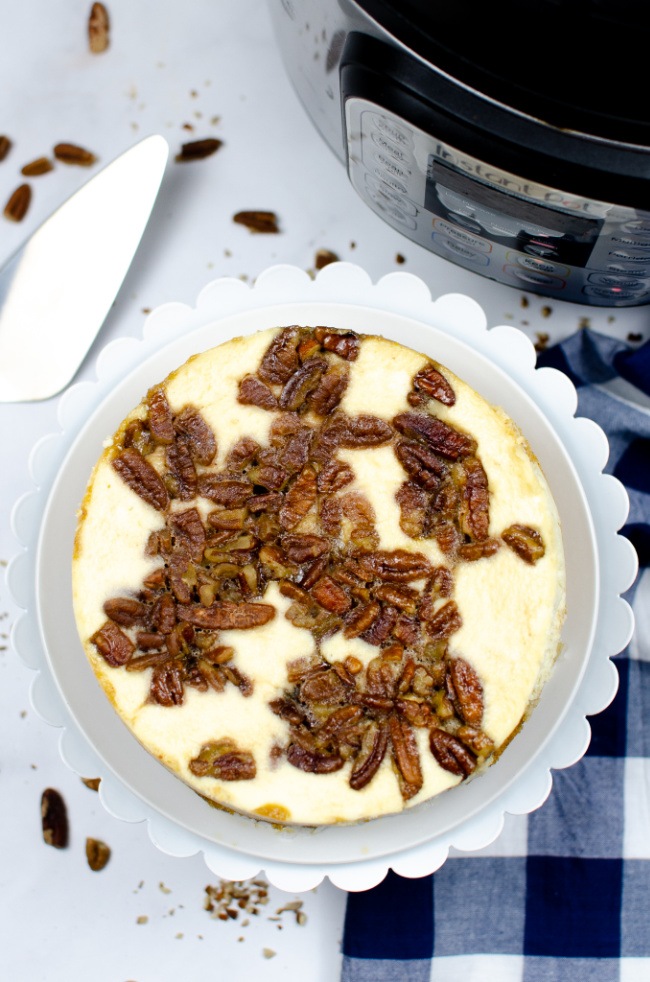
[432,143,606,215]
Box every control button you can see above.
[370,130,412,164]
[372,152,412,180]
[504,265,566,289]
[583,284,648,301]
[523,240,560,258]
[433,217,491,253]
[372,168,407,194]
[600,261,648,277]
[622,218,650,235]
[588,272,647,290]
[609,233,650,249]
[363,173,417,214]
[371,113,413,148]
[368,193,417,229]
[507,251,569,276]
[608,249,650,264]
[447,212,483,235]
[433,233,490,266]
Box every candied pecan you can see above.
[247,490,282,513]
[207,508,247,531]
[279,464,317,530]
[314,326,360,361]
[317,457,354,494]
[361,605,399,646]
[458,725,494,757]
[222,664,253,696]
[225,436,260,471]
[237,375,278,411]
[197,661,226,692]
[432,481,460,519]
[278,428,313,473]
[86,837,111,872]
[287,744,344,774]
[308,366,349,415]
[502,524,546,564]
[298,555,329,589]
[458,457,490,540]
[173,407,217,465]
[257,464,288,491]
[413,364,456,406]
[298,336,322,360]
[458,539,501,561]
[147,387,175,443]
[339,414,393,448]
[167,548,193,603]
[166,436,198,500]
[340,491,377,540]
[395,698,434,728]
[103,597,148,627]
[433,520,461,557]
[259,544,294,579]
[392,613,421,646]
[150,661,185,706]
[429,728,476,777]
[449,658,483,726]
[169,507,206,561]
[135,631,165,650]
[390,716,423,799]
[269,412,304,442]
[258,326,300,384]
[176,601,275,629]
[269,696,307,725]
[349,720,389,790]
[189,740,257,780]
[112,448,169,511]
[343,600,381,639]
[91,621,134,666]
[123,419,155,456]
[311,575,351,615]
[425,600,462,639]
[393,412,476,460]
[198,476,253,506]
[358,549,432,583]
[282,533,329,562]
[317,705,363,741]
[301,669,349,704]
[175,138,223,162]
[233,210,280,233]
[279,581,311,604]
[430,566,454,598]
[318,495,342,534]
[88,2,110,53]
[278,357,328,411]
[395,440,447,491]
[395,481,428,538]
[41,789,68,849]
[374,583,418,615]
[365,653,402,698]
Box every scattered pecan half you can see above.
[41,789,68,849]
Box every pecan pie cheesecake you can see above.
[72,325,565,826]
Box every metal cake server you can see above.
[0,134,169,403]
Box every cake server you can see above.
[0,134,169,403]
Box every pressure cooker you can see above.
[269,0,650,306]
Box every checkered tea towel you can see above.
[340,328,650,982]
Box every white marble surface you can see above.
[1,3,648,980]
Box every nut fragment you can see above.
[502,524,545,564]
[88,2,110,53]
[20,157,54,177]
[86,837,111,871]
[41,788,68,849]
[53,143,97,166]
[4,184,31,222]
[175,138,223,162]
[0,135,12,161]
[314,249,339,269]
[233,210,279,233]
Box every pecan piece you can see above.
[317,705,363,741]
[166,436,197,500]
[225,436,260,471]
[4,184,31,222]
[502,524,546,564]
[458,457,490,540]
[349,720,389,790]
[308,366,349,415]
[301,669,349,704]
[189,740,257,780]
[175,138,223,162]
[237,375,278,411]
[314,326,360,361]
[389,716,423,799]
[103,597,148,627]
[150,593,177,634]
[361,605,399,646]
[282,533,329,562]
[287,744,344,774]
[147,387,175,443]
[395,440,447,491]
[317,457,354,493]
[91,621,134,667]
[393,412,476,460]
[457,539,501,562]
[0,135,11,161]
[278,428,313,473]
[343,600,381,639]
[41,789,68,849]
[176,601,275,630]
[358,549,432,583]
[112,448,169,511]
[429,728,477,777]
[247,490,282,513]
[311,575,351,615]
[258,326,300,383]
[233,210,280,234]
[338,414,393,448]
[413,365,456,406]
[374,583,418,615]
[88,2,110,53]
[174,406,217,465]
[279,464,317,530]
[53,143,97,166]
[425,600,462,639]
[150,661,185,706]
[86,837,111,871]
[21,157,54,177]
[395,481,428,538]
[449,658,484,726]
[278,357,327,411]
[169,508,206,561]
[198,476,253,506]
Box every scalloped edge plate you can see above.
[8,263,637,892]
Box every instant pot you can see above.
[269,0,650,306]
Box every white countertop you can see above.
[1,3,648,980]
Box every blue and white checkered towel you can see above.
[340,329,650,982]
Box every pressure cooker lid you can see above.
[357,0,650,146]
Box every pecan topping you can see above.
[457,539,501,562]
[282,534,329,562]
[166,436,197,500]
[458,457,490,540]
[112,448,169,511]
[308,366,349,415]
[20,157,54,177]
[413,365,456,406]
[389,715,423,799]
[189,740,256,780]
[176,601,275,630]
[53,143,97,166]
[91,621,134,666]
[279,464,317,530]
[358,550,432,583]
[258,327,300,383]
[150,661,185,706]
[174,407,217,464]
[423,600,462,639]
[41,789,68,849]
[88,2,110,53]
[449,658,483,726]
[147,387,175,443]
[393,412,476,459]
[102,597,148,627]
[4,184,31,222]
[311,576,351,615]
[430,728,477,777]
[502,524,546,564]
[349,721,389,790]
[237,375,278,410]
[278,357,327,411]
[395,440,447,491]
[313,326,360,361]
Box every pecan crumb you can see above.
[233,211,280,233]
[0,135,12,161]
[21,157,53,177]
[314,248,339,269]
[81,777,101,791]
[175,138,223,162]
[41,788,68,849]
[88,3,110,53]
[4,184,31,222]
[53,143,97,166]
[86,837,111,871]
